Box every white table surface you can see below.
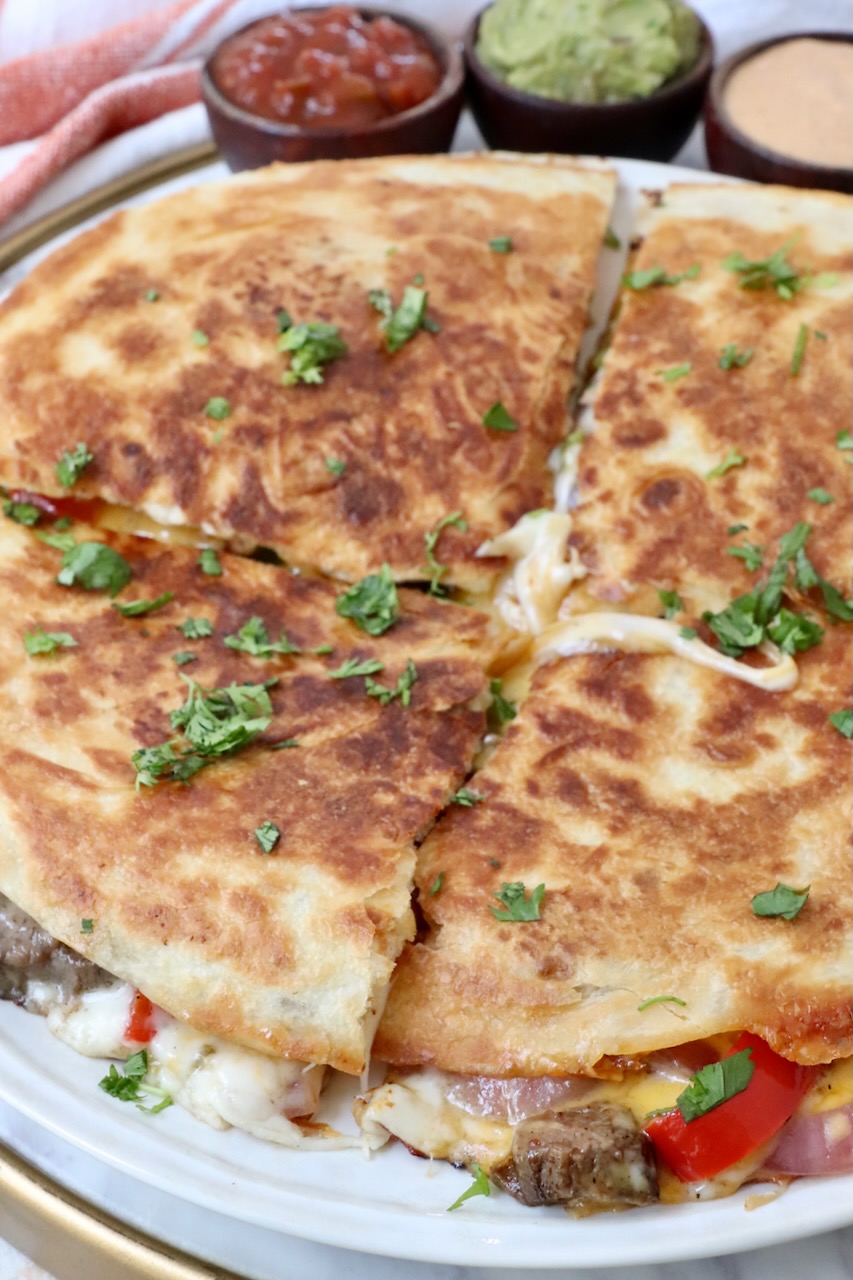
[1,1,851,1276]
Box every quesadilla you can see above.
[0,509,500,1141]
[0,154,615,591]
[567,183,852,619]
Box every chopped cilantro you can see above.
[705,448,747,480]
[56,542,132,597]
[658,588,684,619]
[279,322,347,384]
[312,644,334,655]
[487,677,517,730]
[807,488,834,505]
[727,542,763,572]
[679,626,698,640]
[198,548,222,576]
[81,918,94,934]
[277,309,293,333]
[490,881,545,923]
[224,616,299,658]
[622,263,699,290]
[191,329,209,347]
[677,1048,754,1123]
[482,401,518,432]
[766,608,824,654]
[329,656,385,680]
[178,617,214,639]
[113,592,174,618]
[254,821,281,854]
[790,323,809,376]
[325,457,346,476]
[144,289,160,302]
[428,872,444,896]
[370,285,436,354]
[336,564,399,636]
[751,882,810,920]
[829,708,853,739]
[3,499,41,526]
[488,236,513,253]
[24,628,76,656]
[270,738,300,749]
[172,651,197,666]
[659,362,692,382]
[722,245,804,299]
[99,1049,173,1114]
[452,787,484,806]
[727,523,749,535]
[423,510,467,596]
[603,225,621,249]
[447,1163,491,1212]
[836,429,853,451]
[55,442,93,488]
[204,397,231,420]
[637,994,687,1012]
[718,343,753,370]
[364,658,418,707]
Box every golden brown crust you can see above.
[376,621,852,1073]
[0,155,615,590]
[571,183,852,615]
[0,516,500,1072]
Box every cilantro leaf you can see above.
[204,397,231,420]
[766,608,824,654]
[98,1049,173,1114]
[113,591,174,618]
[452,787,485,806]
[603,226,621,249]
[254,821,281,854]
[702,593,763,657]
[706,448,747,480]
[144,289,160,302]
[277,309,293,333]
[423,510,467,596]
[722,245,803,299]
[428,872,444,896]
[727,542,763,572]
[198,548,222,576]
[829,708,853,738]
[172,651,197,666]
[658,588,684,619]
[329,656,385,680]
[490,881,545,923]
[223,616,300,658]
[676,1048,755,1124]
[270,737,299,749]
[55,442,93,488]
[482,401,518,432]
[727,523,749,535]
[718,343,753,370]
[447,1163,491,1212]
[191,329,209,348]
[23,628,77,656]
[336,564,399,636]
[622,263,700,290]
[807,488,834,505]
[178,617,214,639]
[790,323,809,376]
[279,322,347,384]
[364,658,418,707]
[487,677,517,730]
[751,882,810,920]
[679,626,698,639]
[325,457,346,476]
[489,235,513,253]
[659,362,691,383]
[57,542,132,597]
[836,429,853,452]
[81,918,94,934]
[3,499,42,526]
[370,285,436,354]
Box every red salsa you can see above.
[212,7,443,129]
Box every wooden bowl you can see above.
[202,7,465,170]
[463,3,713,162]
[704,32,853,193]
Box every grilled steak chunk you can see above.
[491,1101,659,1210]
[0,894,111,1011]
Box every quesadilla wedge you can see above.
[0,154,615,591]
[0,509,501,1142]
[361,608,852,1205]
[567,183,852,619]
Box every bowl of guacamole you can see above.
[464,0,714,161]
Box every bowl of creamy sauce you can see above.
[705,33,853,193]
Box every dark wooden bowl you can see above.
[202,7,465,170]
[705,33,853,193]
[463,4,713,162]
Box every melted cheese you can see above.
[534,614,799,692]
[477,512,586,635]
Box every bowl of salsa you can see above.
[202,6,465,168]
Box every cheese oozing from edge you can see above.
[534,614,799,692]
[44,982,367,1149]
[477,511,587,635]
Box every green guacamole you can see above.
[476,0,701,104]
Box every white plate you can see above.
[1,155,851,1272]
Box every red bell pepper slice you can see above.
[125,991,157,1044]
[645,1032,816,1182]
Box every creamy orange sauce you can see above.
[724,38,853,169]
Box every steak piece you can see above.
[491,1101,659,1210]
[0,893,112,1012]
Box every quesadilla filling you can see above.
[0,893,356,1149]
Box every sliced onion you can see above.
[445,1073,594,1124]
[758,1106,853,1177]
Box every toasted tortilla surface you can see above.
[0,517,499,1072]
[570,183,852,617]
[0,154,615,590]
[376,621,852,1075]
